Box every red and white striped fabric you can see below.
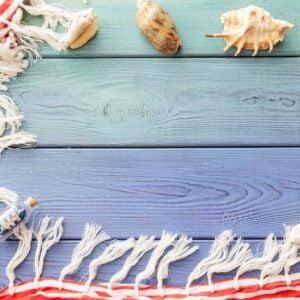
[2,275,300,300]
[0,0,19,44]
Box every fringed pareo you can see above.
[2,188,300,299]
[0,0,97,91]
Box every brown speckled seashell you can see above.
[136,0,182,56]
[206,6,294,56]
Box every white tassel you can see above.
[157,235,198,296]
[58,223,110,289]
[108,235,156,293]
[206,238,253,292]
[34,217,64,288]
[0,187,19,205]
[134,231,177,296]
[0,95,37,153]
[0,9,39,90]
[186,230,235,293]
[6,224,33,295]
[84,238,135,293]
[19,0,74,29]
[233,233,280,290]
[284,224,300,285]
[260,225,300,287]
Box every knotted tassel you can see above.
[58,223,110,289]
[186,230,235,293]
[233,233,280,290]
[0,187,19,205]
[84,238,135,293]
[260,225,300,287]
[0,95,36,154]
[6,224,33,295]
[206,238,253,292]
[134,231,177,296]
[157,235,198,296]
[34,217,64,288]
[108,235,156,293]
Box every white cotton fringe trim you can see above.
[58,223,110,289]
[0,187,19,205]
[108,235,156,293]
[233,233,280,290]
[134,231,178,296]
[186,230,235,293]
[34,217,64,288]
[85,238,136,293]
[6,224,33,295]
[0,95,37,154]
[157,235,199,296]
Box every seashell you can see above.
[70,18,98,49]
[136,0,182,56]
[63,8,98,49]
[206,6,294,56]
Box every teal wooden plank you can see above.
[0,240,275,288]
[7,58,300,147]
[1,148,299,239]
[35,0,299,57]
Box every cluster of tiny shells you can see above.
[136,1,294,56]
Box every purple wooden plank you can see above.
[0,148,299,239]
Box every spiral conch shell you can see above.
[206,6,294,56]
[136,0,182,56]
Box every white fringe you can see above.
[260,225,300,287]
[58,223,110,289]
[0,187,19,205]
[186,230,235,292]
[233,233,280,290]
[19,0,74,29]
[6,223,33,295]
[84,238,135,293]
[157,235,199,296]
[108,235,156,293]
[34,217,64,288]
[134,231,177,296]
[0,95,37,153]
[206,237,253,292]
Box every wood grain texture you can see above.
[7,58,300,147]
[35,0,299,57]
[0,240,273,288]
[1,148,299,239]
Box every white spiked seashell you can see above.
[136,0,182,56]
[206,6,294,56]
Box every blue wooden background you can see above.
[0,0,300,290]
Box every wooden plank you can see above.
[7,58,300,147]
[0,240,275,289]
[1,148,299,239]
[35,0,300,57]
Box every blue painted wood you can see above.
[7,58,300,147]
[1,148,299,239]
[0,240,270,288]
[35,0,300,57]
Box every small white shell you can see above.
[136,0,182,56]
[206,6,294,56]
